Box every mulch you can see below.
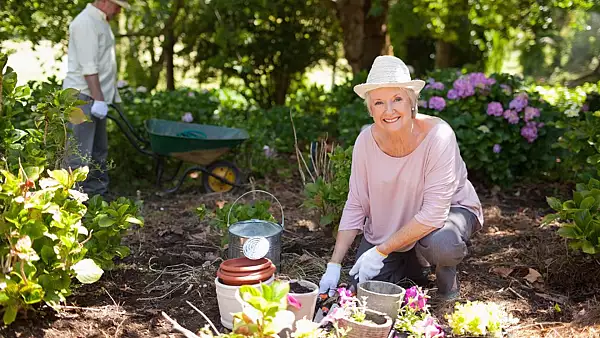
[1,173,599,338]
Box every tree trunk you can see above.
[435,40,453,69]
[165,27,175,91]
[336,0,389,74]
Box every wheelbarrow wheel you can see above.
[203,160,242,193]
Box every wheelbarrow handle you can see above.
[108,103,150,146]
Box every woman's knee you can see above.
[416,227,467,267]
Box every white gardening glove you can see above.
[319,262,341,296]
[91,100,108,119]
[349,246,387,284]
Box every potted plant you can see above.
[323,287,393,338]
[215,257,276,329]
[285,279,320,322]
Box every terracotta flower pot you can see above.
[217,257,276,286]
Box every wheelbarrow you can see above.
[106,103,249,194]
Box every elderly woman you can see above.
[319,56,484,302]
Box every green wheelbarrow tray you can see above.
[145,118,250,166]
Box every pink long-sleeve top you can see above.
[338,119,484,250]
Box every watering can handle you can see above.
[226,189,285,229]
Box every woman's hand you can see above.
[349,246,387,283]
[319,263,342,296]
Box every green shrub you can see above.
[417,69,562,185]
[543,177,600,255]
[1,56,143,325]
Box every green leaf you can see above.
[547,197,563,211]
[114,246,131,258]
[574,210,592,230]
[20,283,44,304]
[272,280,289,302]
[580,196,595,210]
[320,214,334,226]
[246,296,269,311]
[581,241,597,254]
[261,283,273,302]
[541,213,560,225]
[117,205,129,216]
[3,305,18,325]
[240,285,261,300]
[0,292,9,304]
[68,107,88,125]
[98,215,115,228]
[23,166,43,182]
[72,167,89,183]
[72,259,104,284]
[48,169,70,187]
[125,216,143,225]
[557,226,579,239]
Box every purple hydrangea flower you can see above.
[447,89,459,100]
[486,102,504,117]
[493,144,501,153]
[428,96,446,111]
[523,106,540,121]
[418,100,428,108]
[452,78,475,98]
[503,109,519,124]
[500,84,512,95]
[521,121,539,143]
[509,93,528,112]
[468,72,496,88]
[425,82,445,90]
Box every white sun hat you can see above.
[353,55,426,99]
[109,0,131,9]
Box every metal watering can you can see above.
[227,190,285,271]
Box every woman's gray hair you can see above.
[364,87,419,118]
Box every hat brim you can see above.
[110,0,131,9]
[353,80,426,99]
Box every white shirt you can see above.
[62,4,121,103]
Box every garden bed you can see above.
[1,172,598,337]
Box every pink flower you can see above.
[337,287,354,306]
[287,294,302,309]
[322,306,345,324]
[404,286,428,311]
[415,316,445,338]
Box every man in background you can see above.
[62,0,130,198]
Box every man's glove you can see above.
[319,262,341,296]
[349,246,387,284]
[91,100,108,119]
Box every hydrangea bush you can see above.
[417,69,562,186]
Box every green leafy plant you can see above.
[82,195,144,270]
[196,200,276,246]
[445,301,516,338]
[302,145,353,236]
[0,166,103,325]
[543,177,600,255]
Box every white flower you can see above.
[564,104,580,118]
[477,125,491,133]
[263,145,275,158]
[117,80,128,88]
[136,86,147,93]
[188,92,195,97]
[182,112,193,123]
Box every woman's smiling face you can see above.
[367,87,415,133]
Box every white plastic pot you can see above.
[287,279,319,322]
[215,275,275,330]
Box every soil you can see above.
[290,281,314,294]
[1,168,599,337]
